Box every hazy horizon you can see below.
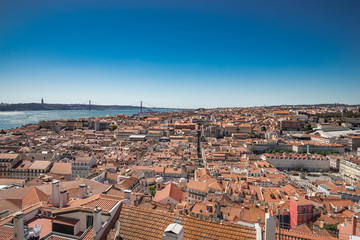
[1,101,359,110]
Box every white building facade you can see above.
[261,154,330,172]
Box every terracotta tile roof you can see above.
[0,186,50,210]
[313,214,339,226]
[164,167,183,174]
[52,194,122,216]
[50,162,72,175]
[138,199,174,212]
[74,156,94,162]
[0,179,25,185]
[28,217,53,239]
[153,182,185,203]
[35,179,110,199]
[82,228,93,240]
[116,177,138,190]
[116,204,257,239]
[104,186,125,198]
[292,196,313,206]
[188,180,208,193]
[81,197,119,212]
[28,160,52,170]
[289,224,313,234]
[207,179,224,192]
[0,153,19,160]
[278,227,338,240]
[105,172,118,181]
[0,199,21,213]
[0,226,13,240]
[13,160,32,170]
[191,201,217,216]
[22,186,49,207]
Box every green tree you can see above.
[304,124,313,132]
[323,224,339,237]
[149,185,156,197]
[109,124,117,131]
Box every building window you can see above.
[299,215,302,221]
[86,215,93,228]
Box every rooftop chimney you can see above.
[131,193,139,206]
[52,180,60,207]
[13,212,25,240]
[79,184,86,199]
[163,223,184,240]
[265,212,276,240]
[352,215,357,236]
[60,190,68,208]
[93,206,102,239]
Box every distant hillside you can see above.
[263,103,360,108]
[0,103,145,111]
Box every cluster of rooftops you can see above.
[0,105,359,239]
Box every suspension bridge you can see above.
[85,100,176,113]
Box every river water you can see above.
[0,109,172,130]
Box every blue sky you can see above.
[0,0,359,108]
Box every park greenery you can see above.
[303,124,313,132]
[314,110,360,118]
[266,149,295,154]
[149,185,156,197]
[109,124,118,131]
[323,224,339,237]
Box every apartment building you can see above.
[187,180,208,203]
[0,153,21,179]
[27,160,53,181]
[316,181,360,202]
[290,196,314,228]
[280,120,300,130]
[12,160,32,180]
[347,136,360,152]
[163,166,187,182]
[339,157,360,182]
[71,155,96,180]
